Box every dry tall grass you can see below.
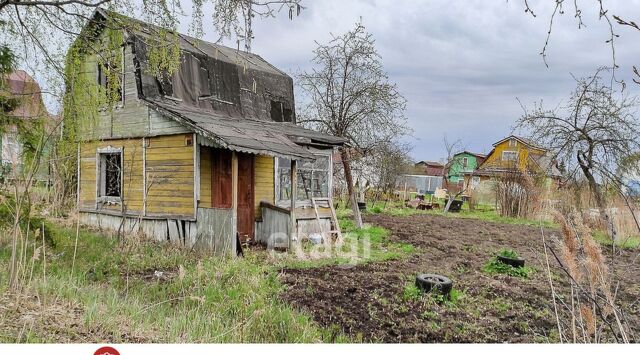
[544,212,631,343]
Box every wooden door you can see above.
[236,153,254,241]
[212,149,232,208]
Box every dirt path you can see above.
[280,214,640,343]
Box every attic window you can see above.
[156,70,174,98]
[97,62,123,103]
[509,139,517,147]
[270,100,292,122]
[502,151,518,162]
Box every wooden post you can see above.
[290,159,297,249]
[142,138,147,217]
[404,181,408,200]
[231,151,238,256]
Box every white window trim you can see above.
[96,146,123,205]
[509,139,517,147]
[274,151,333,207]
[501,150,518,162]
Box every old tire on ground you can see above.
[497,255,525,268]
[415,274,453,295]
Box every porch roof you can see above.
[145,98,346,160]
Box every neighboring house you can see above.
[463,135,561,190]
[0,70,52,179]
[73,9,345,254]
[398,160,444,195]
[446,151,486,185]
[414,160,445,176]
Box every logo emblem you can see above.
[94,346,120,355]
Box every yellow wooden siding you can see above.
[254,155,274,217]
[145,134,195,217]
[79,138,144,214]
[199,146,212,208]
[78,134,195,218]
[482,139,545,171]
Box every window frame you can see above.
[96,146,123,205]
[96,46,125,110]
[274,151,333,207]
[501,150,518,162]
[462,156,468,168]
[508,138,517,147]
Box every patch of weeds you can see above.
[370,206,383,214]
[402,282,422,301]
[483,250,535,278]
[483,258,535,278]
[491,298,512,315]
[593,230,640,250]
[454,264,469,274]
[421,310,438,320]
[498,248,519,258]
[429,321,442,331]
[462,244,476,252]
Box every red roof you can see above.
[1,70,49,119]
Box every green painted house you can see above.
[446,151,486,184]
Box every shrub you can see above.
[498,248,519,259]
[483,257,535,278]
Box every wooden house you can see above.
[1,70,52,180]
[73,10,345,255]
[463,135,561,190]
[445,151,486,186]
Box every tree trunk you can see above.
[578,158,617,243]
[341,148,363,229]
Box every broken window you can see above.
[96,51,123,104]
[276,154,330,203]
[98,151,122,199]
[270,100,293,122]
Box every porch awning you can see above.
[144,98,345,160]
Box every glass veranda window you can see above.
[277,155,330,203]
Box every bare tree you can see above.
[518,68,640,243]
[297,21,408,228]
[368,139,412,199]
[441,136,479,212]
[518,0,640,86]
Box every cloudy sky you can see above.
[196,0,640,161]
[25,0,640,161]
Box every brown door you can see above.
[212,149,232,208]
[236,153,255,241]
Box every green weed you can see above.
[483,257,535,278]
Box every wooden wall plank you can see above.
[254,155,274,218]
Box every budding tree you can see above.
[518,68,640,242]
[297,21,408,228]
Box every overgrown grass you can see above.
[482,257,535,279]
[277,214,415,269]
[593,230,640,250]
[355,199,557,228]
[0,222,346,343]
[401,280,466,306]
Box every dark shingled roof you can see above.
[91,9,345,160]
[147,99,345,160]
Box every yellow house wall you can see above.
[145,134,195,217]
[199,146,213,209]
[254,155,275,217]
[482,139,545,171]
[79,133,195,218]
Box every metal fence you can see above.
[398,174,443,195]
